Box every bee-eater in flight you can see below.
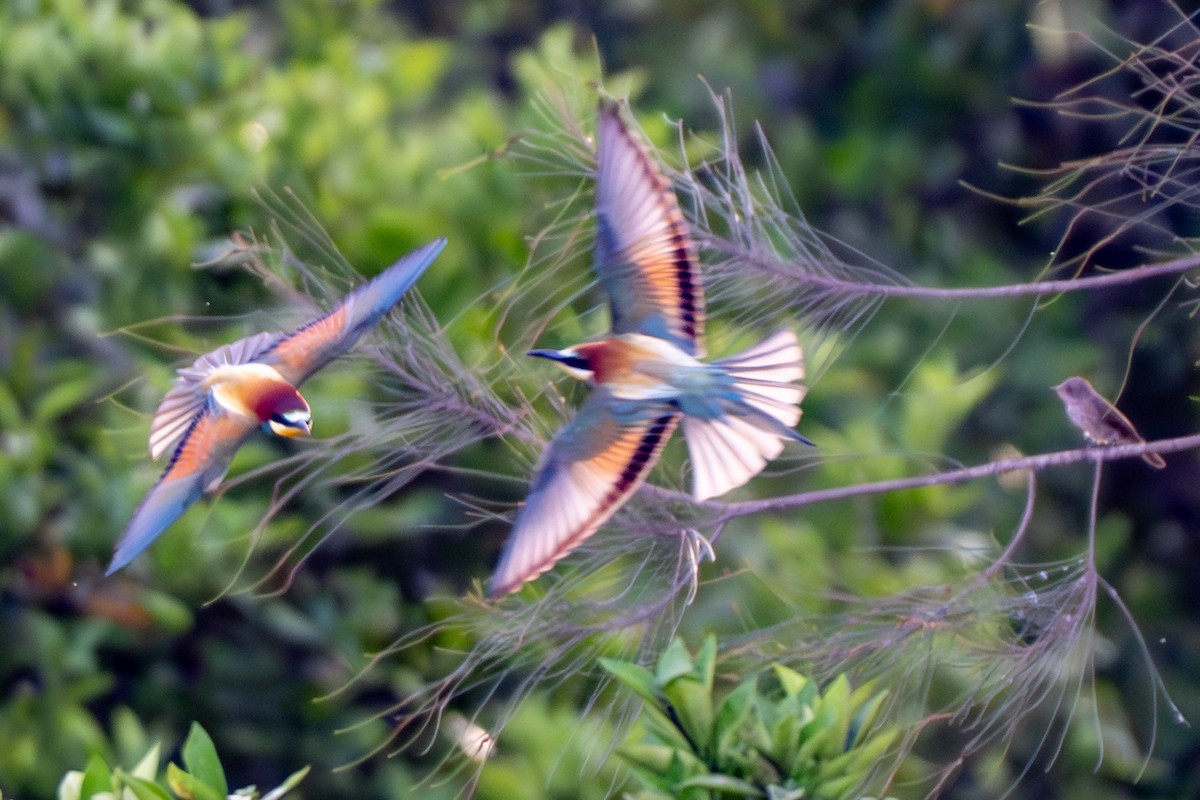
[487,101,811,598]
[1054,376,1165,468]
[108,238,447,574]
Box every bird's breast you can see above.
[588,334,706,401]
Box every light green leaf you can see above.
[654,638,695,686]
[122,775,173,800]
[712,680,756,745]
[600,658,659,706]
[771,665,809,698]
[130,743,161,782]
[694,634,717,693]
[812,772,860,800]
[259,765,310,800]
[617,743,681,775]
[180,724,227,798]
[166,763,223,800]
[816,676,852,759]
[845,688,889,749]
[678,773,762,796]
[80,754,113,800]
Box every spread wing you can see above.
[594,101,705,355]
[111,405,256,574]
[488,391,679,598]
[148,331,281,459]
[260,238,446,385]
[149,238,445,458]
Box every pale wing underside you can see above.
[148,330,280,459]
[488,393,679,598]
[594,102,705,355]
[685,330,808,501]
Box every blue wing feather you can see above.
[107,467,207,575]
[261,237,447,384]
[110,405,253,574]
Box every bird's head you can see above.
[257,386,312,438]
[1053,377,1091,402]
[528,347,594,382]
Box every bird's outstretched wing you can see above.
[488,391,679,598]
[111,405,256,574]
[260,237,447,385]
[593,102,705,356]
[148,239,444,458]
[125,239,445,573]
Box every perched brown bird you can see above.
[1053,376,1165,469]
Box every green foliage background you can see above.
[1,0,1198,798]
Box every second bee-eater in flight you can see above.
[108,238,447,574]
[487,101,811,598]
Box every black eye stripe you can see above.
[562,355,590,371]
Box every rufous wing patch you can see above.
[259,237,446,386]
[594,102,705,355]
[261,304,350,385]
[161,406,255,485]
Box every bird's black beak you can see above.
[528,349,592,372]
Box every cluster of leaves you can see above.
[605,636,897,800]
[57,723,307,800]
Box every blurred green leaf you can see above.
[260,764,310,800]
[179,724,227,799]
[166,763,223,800]
[79,754,112,799]
[123,774,173,800]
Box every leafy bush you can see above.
[56,722,307,800]
[605,636,898,800]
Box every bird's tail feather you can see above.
[684,330,809,501]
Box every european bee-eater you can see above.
[1054,376,1165,468]
[487,102,811,598]
[108,238,447,574]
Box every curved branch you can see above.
[716,245,1200,300]
[705,433,1200,521]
